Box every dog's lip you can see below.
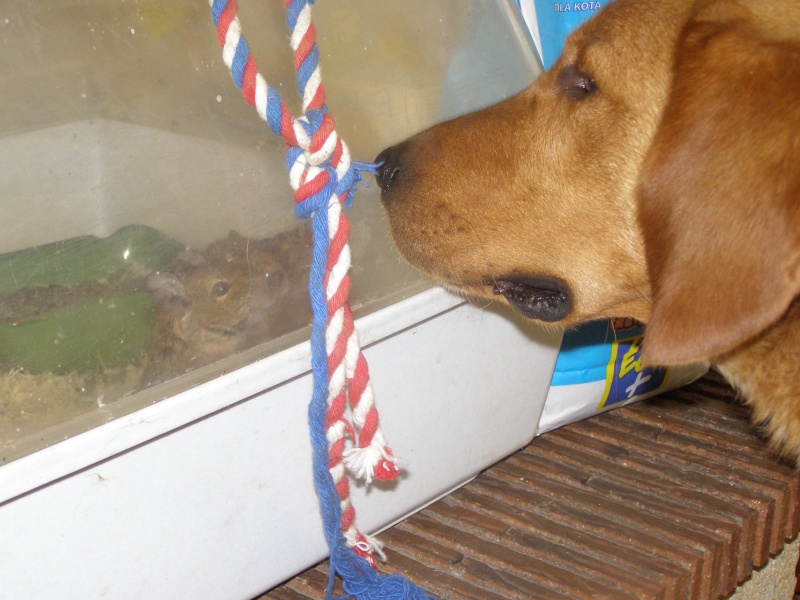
[484,275,572,322]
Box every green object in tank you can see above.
[0,226,183,374]
[0,225,184,294]
[0,292,156,374]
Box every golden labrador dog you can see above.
[375,0,800,459]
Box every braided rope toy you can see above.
[210,1,432,598]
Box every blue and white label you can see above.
[537,319,706,435]
[597,329,669,409]
[517,1,607,69]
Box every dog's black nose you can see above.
[374,142,409,193]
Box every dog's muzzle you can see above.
[488,276,571,322]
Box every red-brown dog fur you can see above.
[377,0,800,459]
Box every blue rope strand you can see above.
[306,195,344,599]
[265,86,284,138]
[210,0,225,25]
[297,44,320,95]
[285,0,314,37]
[230,34,250,88]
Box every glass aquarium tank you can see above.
[0,2,557,598]
[0,0,540,462]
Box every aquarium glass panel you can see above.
[0,0,542,462]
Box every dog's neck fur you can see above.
[713,298,800,459]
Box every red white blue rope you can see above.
[210,1,431,598]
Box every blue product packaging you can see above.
[534,1,603,68]
[537,320,707,434]
[517,1,603,69]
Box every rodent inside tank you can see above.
[144,227,312,381]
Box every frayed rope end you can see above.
[354,532,386,565]
[330,546,436,600]
[338,161,380,207]
[339,570,436,600]
[344,574,436,600]
[343,442,403,485]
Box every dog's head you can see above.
[376,0,800,366]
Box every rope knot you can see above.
[289,147,378,218]
[291,109,338,167]
[293,160,337,220]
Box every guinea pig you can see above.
[144,228,311,380]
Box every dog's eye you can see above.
[558,65,597,100]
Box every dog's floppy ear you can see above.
[638,16,800,365]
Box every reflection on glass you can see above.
[0,0,541,461]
